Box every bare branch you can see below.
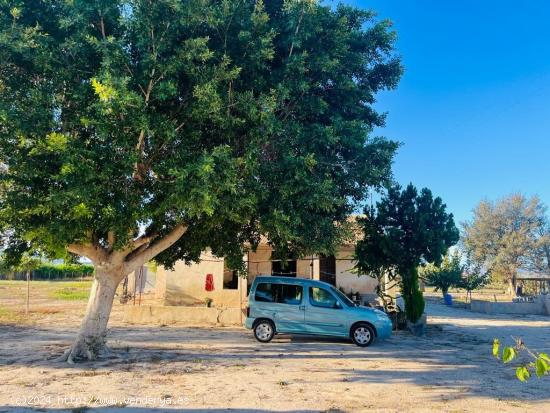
[123,224,187,274]
[99,16,106,39]
[289,6,305,58]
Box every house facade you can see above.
[155,241,379,308]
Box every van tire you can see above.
[351,323,375,347]
[253,319,275,343]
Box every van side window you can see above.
[255,283,275,302]
[280,284,302,305]
[255,283,302,305]
[309,287,339,308]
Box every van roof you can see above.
[252,275,335,289]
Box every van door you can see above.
[305,286,348,336]
[254,282,305,333]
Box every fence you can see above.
[0,264,94,281]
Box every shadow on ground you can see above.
[1,304,549,404]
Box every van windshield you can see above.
[330,287,355,307]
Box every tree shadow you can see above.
[1,310,550,403]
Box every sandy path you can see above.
[0,296,549,412]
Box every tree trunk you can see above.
[509,275,517,297]
[65,268,122,363]
[62,223,187,363]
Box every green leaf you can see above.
[492,339,500,358]
[516,366,531,382]
[502,347,517,363]
[535,358,549,378]
[539,353,550,363]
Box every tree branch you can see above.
[67,242,105,262]
[107,231,115,251]
[123,224,187,273]
[288,6,305,58]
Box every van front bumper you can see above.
[244,317,255,330]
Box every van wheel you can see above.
[253,319,275,343]
[351,323,375,347]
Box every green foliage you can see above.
[492,339,500,358]
[0,256,94,280]
[32,263,94,280]
[404,271,425,323]
[516,366,531,382]
[51,287,90,301]
[0,0,402,270]
[502,346,517,363]
[355,184,459,322]
[493,338,550,382]
[420,251,463,296]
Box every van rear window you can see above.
[255,282,302,305]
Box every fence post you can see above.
[26,270,30,316]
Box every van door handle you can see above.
[299,305,305,311]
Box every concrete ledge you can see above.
[124,305,244,326]
[471,299,547,315]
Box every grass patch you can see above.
[0,306,22,322]
[50,287,90,301]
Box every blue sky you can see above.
[344,0,550,225]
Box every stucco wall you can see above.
[246,247,272,286]
[159,251,243,307]
[296,257,315,279]
[156,245,379,307]
[334,246,377,295]
[124,305,243,326]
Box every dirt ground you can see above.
[0,281,549,413]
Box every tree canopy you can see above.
[0,0,402,361]
[355,184,459,322]
[0,0,401,269]
[462,194,550,295]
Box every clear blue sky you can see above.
[344,0,550,225]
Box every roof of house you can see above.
[517,269,550,281]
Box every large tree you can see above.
[0,0,401,361]
[355,184,459,323]
[462,194,550,295]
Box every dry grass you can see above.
[0,306,22,323]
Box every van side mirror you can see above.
[333,301,342,309]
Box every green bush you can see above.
[0,263,95,280]
[33,263,94,280]
[401,266,425,323]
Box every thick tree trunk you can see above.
[62,224,187,363]
[65,267,123,363]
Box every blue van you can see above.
[245,276,392,347]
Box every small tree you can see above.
[420,252,463,298]
[355,184,459,323]
[459,250,488,303]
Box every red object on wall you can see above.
[205,273,215,291]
